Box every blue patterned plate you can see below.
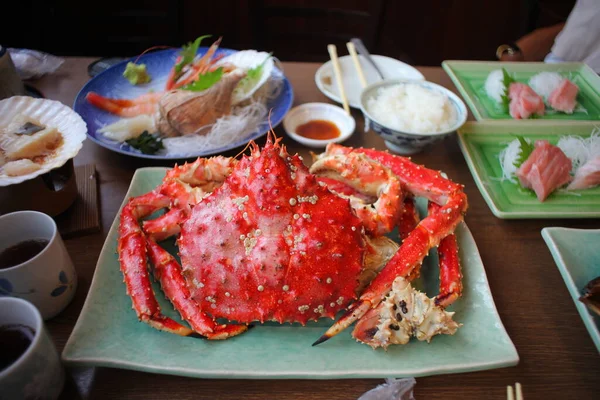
[74,48,293,160]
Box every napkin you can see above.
[8,48,64,80]
[358,378,416,400]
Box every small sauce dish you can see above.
[283,103,355,148]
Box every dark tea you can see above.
[0,239,49,269]
[0,324,35,372]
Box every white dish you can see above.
[215,50,274,105]
[283,103,355,148]
[315,55,424,109]
[0,96,87,186]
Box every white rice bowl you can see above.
[365,83,458,134]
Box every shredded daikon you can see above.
[557,127,600,172]
[498,138,530,182]
[161,72,284,156]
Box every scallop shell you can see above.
[216,50,274,105]
[0,96,87,186]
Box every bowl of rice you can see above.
[360,79,467,154]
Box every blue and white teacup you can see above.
[0,297,65,399]
[0,211,77,320]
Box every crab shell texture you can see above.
[178,139,365,324]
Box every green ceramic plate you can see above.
[62,168,518,379]
[458,121,600,219]
[442,61,600,121]
[542,228,600,352]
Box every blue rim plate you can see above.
[74,47,294,160]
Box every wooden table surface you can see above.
[30,58,599,399]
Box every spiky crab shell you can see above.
[178,140,365,324]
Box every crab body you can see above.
[178,143,364,324]
[117,134,467,347]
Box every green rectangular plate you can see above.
[542,228,600,352]
[62,168,518,379]
[443,60,600,121]
[458,121,600,219]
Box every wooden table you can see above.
[31,58,599,399]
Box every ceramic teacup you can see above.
[0,297,65,399]
[0,210,77,320]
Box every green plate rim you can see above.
[457,121,600,219]
[442,60,600,122]
[541,227,600,352]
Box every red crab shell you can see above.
[178,141,365,324]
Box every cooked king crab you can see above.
[118,134,467,347]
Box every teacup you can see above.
[0,297,65,399]
[0,210,77,320]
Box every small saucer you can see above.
[283,102,355,148]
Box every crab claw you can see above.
[312,301,372,346]
[313,145,467,346]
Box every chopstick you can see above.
[327,44,350,115]
[346,42,367,88]
[507,382,523,400]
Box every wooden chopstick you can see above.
[327,44,350,115]
[507,383,523,400]
[346,42,367,88]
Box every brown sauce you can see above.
[296,120,340,140]
[0,239,49,269]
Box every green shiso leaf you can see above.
[500,68,516,113]
[175,35,212,74]
[181,67,224,91]
[123,62,151,85]
[126,131,164,155]
[513,135,534,168]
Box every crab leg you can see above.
[429,202,462,308]
[86,92,162,117]
[398,196,419,242]
[326,144,463,205]
[118,192,194,336]
[143,208,186,241]
[313,145,467,345]
[146,240,248,339]
[310,151,403,236]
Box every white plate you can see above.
[315,55,424,108]
[283,102,355,148]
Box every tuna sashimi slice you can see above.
[548,79,579,114]
[516,140,572,201]
[567,156,600,190]
[508,83,545,119]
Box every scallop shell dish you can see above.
[0,96,87,186]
